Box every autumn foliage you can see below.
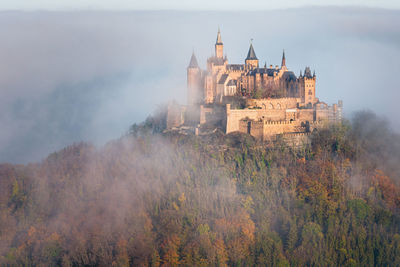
[1,111,400,266]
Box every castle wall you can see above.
[237,119,304,141]
[200,105,214,124]
[226,107,281,133]
[226,99,304,134]
[263,120,302,140]
[200,105,225,128]
[228,71,242,81]
[239,120,264,140]
[298,109,314,122]
[278,132,311,147]
[246,98,299,109]
[167,103,186,128]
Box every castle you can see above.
[167,29,342,141]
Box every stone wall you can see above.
[298,109,314,121]
[226,99,301,134]
[167,103,186,128]
[246,98,299,109]
[263,120,302,139]
[278,132,311,147]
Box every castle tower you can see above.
[215,28,224,59]
[245,43,259,69]
[300,66,316,105]
[281,50,286,67]
[187,52,202,105]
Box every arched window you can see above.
[277,103,281,109]
[308,90,312,95]
[268,103,274,110]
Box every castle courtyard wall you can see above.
[262,120,302,139]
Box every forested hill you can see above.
[1,111,400,266]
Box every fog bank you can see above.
[0,7,399,163]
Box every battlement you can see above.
[280,132,311,138]
[264,120,294,125]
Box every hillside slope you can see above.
[1,111,400,266]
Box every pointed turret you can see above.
[245,41,259,69]
[216,27,222,45]
[188,52,199,68]
[215,28,224,58]
[281,50,286,67]
[246,43,258,60]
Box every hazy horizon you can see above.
[0,7,399,163]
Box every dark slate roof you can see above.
[227,64,245,71]
[249,68,278,76]
[282,71,297,82]
[246,44,258,60]
[281,50,286,66]
[218,74,229,84]
[227,79,237,86]
[188,53,199,68]
[304,67,313,78]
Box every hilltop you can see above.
[1,110,400,266]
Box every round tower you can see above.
[187,52,202,105]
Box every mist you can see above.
[0,7,400,163]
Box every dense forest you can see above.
[1,110,400,266]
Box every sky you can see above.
[1,0,400,10]
[0,7,399,163]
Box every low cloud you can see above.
[0,8,399,163]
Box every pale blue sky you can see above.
[1,0,399,10]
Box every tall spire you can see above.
[281,50,286,67]
[216,27,222,45]
[215,27,224,58]
[246,43,257,60]
[188,52,199,68]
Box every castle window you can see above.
[308,90,312,95]
[268,103,273,110]
[277,103,281,109]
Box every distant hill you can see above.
[1,110,400,266]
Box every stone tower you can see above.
[215,28,224,58]
[187,52,202,105]
[299,67,316,105]
[245,43,259,69]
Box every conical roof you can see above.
[246,43,257,60]
[188,52,199,68]
[216,28,222,45]
[281,50,286,66]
